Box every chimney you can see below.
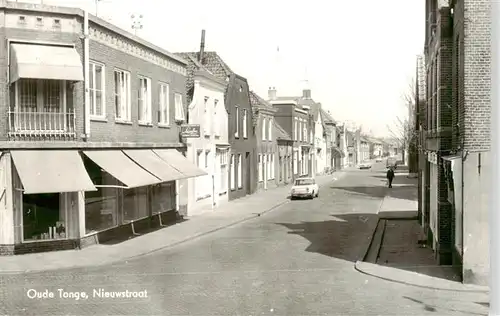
[199,29,206,63]
[303,89,311,99]
[268,87,277,100]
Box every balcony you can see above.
[8,109,76,138]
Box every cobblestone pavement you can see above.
[0,167,489,315]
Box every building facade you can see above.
[311,103,327,175]
[268,87,314,178]
[420,0,491,285]
[0,3,205,255]
[274,121,293,185]
[180,49,258,201]
[176,51,230,216]
[250,91,278,191]
[359,137,370,162]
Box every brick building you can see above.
[268,88,313,179]
[249,91,278,191]
[0,2,207,254]
[421,0,491,285]
[273,120,293,185]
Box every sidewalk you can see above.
[355,175,489,293]
[0,171,346,274]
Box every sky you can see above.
[23,0,424,138]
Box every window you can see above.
[23,193,67,241]
[114,70,131,121]
[214,99,220,136]
[174,92,185,121]
[197,150,203,168]
[299,120,302,141]
[294,151,298,174]
[151,182,175,214]
[243,109,248,138]
[234,106,239,138]
[205,151,210,169]
[158,83,170,125]
[271,154,275,179]
[258,154,263,182]
[294,118,298,141]
[204,97,210,135]
[237,154,243,188]
[230,154,236,190]
[218,149,228,194]
[262,117,266,140]
[138,76,152,123]
[268,118,273,140]
[89,62,105,118]
[123,187,149,221]
[266,155,271,180]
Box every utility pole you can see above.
[130,14,143,36]
[490,1,500,315]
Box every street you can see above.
[0,163,488,315]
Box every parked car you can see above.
[375,157,383,162]
[359,162,372,169]
[290,177,319,200]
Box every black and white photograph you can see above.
[0,0,496,315]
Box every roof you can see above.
[174,52,218,102]
[249,90,273,110]
[177,51,233,82]
[320,109,337,124]
[274,120,292,140]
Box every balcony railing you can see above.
[8,109,77,138]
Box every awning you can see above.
[9,44,84,83]
[153,149,207,178]
[11,150,96,194]
[332,147,345,157]
[123,149,185,182]
[442,155,461,161]
[83,150,162,188]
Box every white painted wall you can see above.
[314,115,326,174]
[186,73,228,216]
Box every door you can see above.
[245,152,251,194]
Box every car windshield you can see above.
[295,179,314,186]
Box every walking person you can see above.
[386,167,395,188]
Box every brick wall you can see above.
[87,39,185,144]
[462,0,491,152]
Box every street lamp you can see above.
[131,14,143,36]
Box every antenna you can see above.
[131,13,143,36]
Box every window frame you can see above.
[230,154,236,190]
[174,92,185,122]
[242,109,248,139]
[234,106,239,138]
[262,117,266,141]
[89,61,106,119]
[137,76,152,125]
[237,154,243,188]
[158,82,170,126]
[114,69,132,122]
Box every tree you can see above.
[386,80,419,174]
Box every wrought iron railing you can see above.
[8,108,77,138]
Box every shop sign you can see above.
[180,124,201,138]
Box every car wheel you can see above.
[316,192,319,197]
[310,191,315,199]
[290,196,295,200]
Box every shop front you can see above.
[0,148,205,255]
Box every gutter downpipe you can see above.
[83,10,90,139]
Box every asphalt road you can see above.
[0,162,489,315]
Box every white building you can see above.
[312,104,327,175]
[178,53,230,216]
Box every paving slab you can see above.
[0,172,345,274]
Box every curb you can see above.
[3,172,343,275]
[354,261,489,293]
[355,190,489,293]
[11,199,291,275]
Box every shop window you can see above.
[123,186,149,222]
[84,157,119,234]
[22,193,66,241]
[151,182,175,214]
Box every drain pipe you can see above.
[83,10,90,139]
